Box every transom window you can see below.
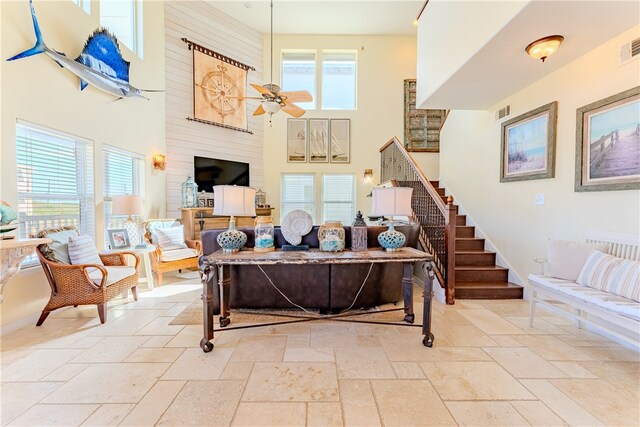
[16,122,94,266]
[72,0,91,14]
[100,0,142,57]
[281,51,316,110]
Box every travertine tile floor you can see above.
[1,272,639,426]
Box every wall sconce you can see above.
[525,35,564,62]
[363,169,374,184]
[153,154,166,171]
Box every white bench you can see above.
[528,231,640,349]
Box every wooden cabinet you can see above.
[181,208,274,241]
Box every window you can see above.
[281,51,316,109]
[321,51,357,110]
[16,122,94,266]
[103,145,145,247]
[281,174,315,222]
[322,174,355,224]
[72,0,91,14]
[100,0,142,56]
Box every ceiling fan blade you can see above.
[281,101,305,118]
[250,83,274,97]
[279,90,313,103]
[253,104,266,116]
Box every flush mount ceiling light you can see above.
[525,35,564,62]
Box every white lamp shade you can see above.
[213,185,257,217]
[111,195,143,216]
[370,187,413,217]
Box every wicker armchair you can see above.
[144,219,201,286]
[34,239,140,326]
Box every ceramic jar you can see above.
[318,221,345,252]
[254,216,275,252]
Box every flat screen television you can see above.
[194,156,250,192]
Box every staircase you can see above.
[431,180,523,300]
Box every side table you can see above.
[105,245,156,295]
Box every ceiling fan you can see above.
[240,0,313,122]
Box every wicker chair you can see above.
[33,228,140,326]
[144,219,201,286]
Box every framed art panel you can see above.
[330,119,350,163]
[575,86,640,192]
[287,119,307,163]
[403,79,446,152]
[500,102,557,183]
[309,119,329,163]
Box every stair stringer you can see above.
[439,181,528,297]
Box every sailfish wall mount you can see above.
[7,0,161,100]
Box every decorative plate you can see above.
[281,210,313,245]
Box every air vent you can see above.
[495,105,511,121]
[619,37,640,65]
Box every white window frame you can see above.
[281,50,317,110]
[72,0,91,15]
[16,121,95,266]
[321,174,356,224]
[99,0,143,58]
[320,50,358,111]
[102,144,145,248]
[280,173,316,223]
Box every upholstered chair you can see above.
[32,226,140,325]
[143,219,201,285]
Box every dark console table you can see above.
[198,248,435,352]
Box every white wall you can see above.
[439,25,640,294]
[262,34,438,224]
[0,0,165,328]
[164,1,263,218]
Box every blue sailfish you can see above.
[7,0,159,99]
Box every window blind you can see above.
[281,174,315,222]
[16,121,94,266]
[103,144,145,246]
[322,174,355,224]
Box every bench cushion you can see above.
[577,250,640,302]
[529,274,640,321]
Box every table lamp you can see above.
[213,185,256,254]
[370,187,413,252]
[111,195,146,248]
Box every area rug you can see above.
[169,301,412,326]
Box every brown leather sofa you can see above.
[200,224,420,314]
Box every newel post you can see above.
[445,195,456,305]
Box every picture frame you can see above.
[500,101,557,183]
[330,119,350,163]
[108,229,130,249]
[309,119,329,163]
[287,119,307,163]
[575,86,640,192]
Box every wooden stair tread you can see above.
[456,281,520,288]
[455,250,495,254]
[456,265,508,271]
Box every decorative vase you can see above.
[217,217,247,254]
[318,221,345,252]
[254,216,275,253]
[378,222,406,252]
[351,211,368,252]
[181,176,198,208]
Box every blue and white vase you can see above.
[217,218,247,254]
[378,222,406,252]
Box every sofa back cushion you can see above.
[546,239,608,281]
[34,226,80,264]
[144,219,181,245]
[156,225,188,251]
[577,250,640,302]
[68,234,104,268]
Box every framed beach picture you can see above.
[287,119,307,163]
[575,86,640,192]
[107,229,130,249]
[330,119,350,163]
[500,102,557,183]
[309,119,329,163]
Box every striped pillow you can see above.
[68,234,103,269]
[577,250,640,302]
[156,225,187,251]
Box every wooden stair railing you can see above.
[380,137,457,304]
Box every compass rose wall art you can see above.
[182,38,255,134]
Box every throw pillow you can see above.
[577,250,640,302]
[156,225,187,251]
[546,239,608,281]
[68,234,104,268]
[34,226,79,264]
